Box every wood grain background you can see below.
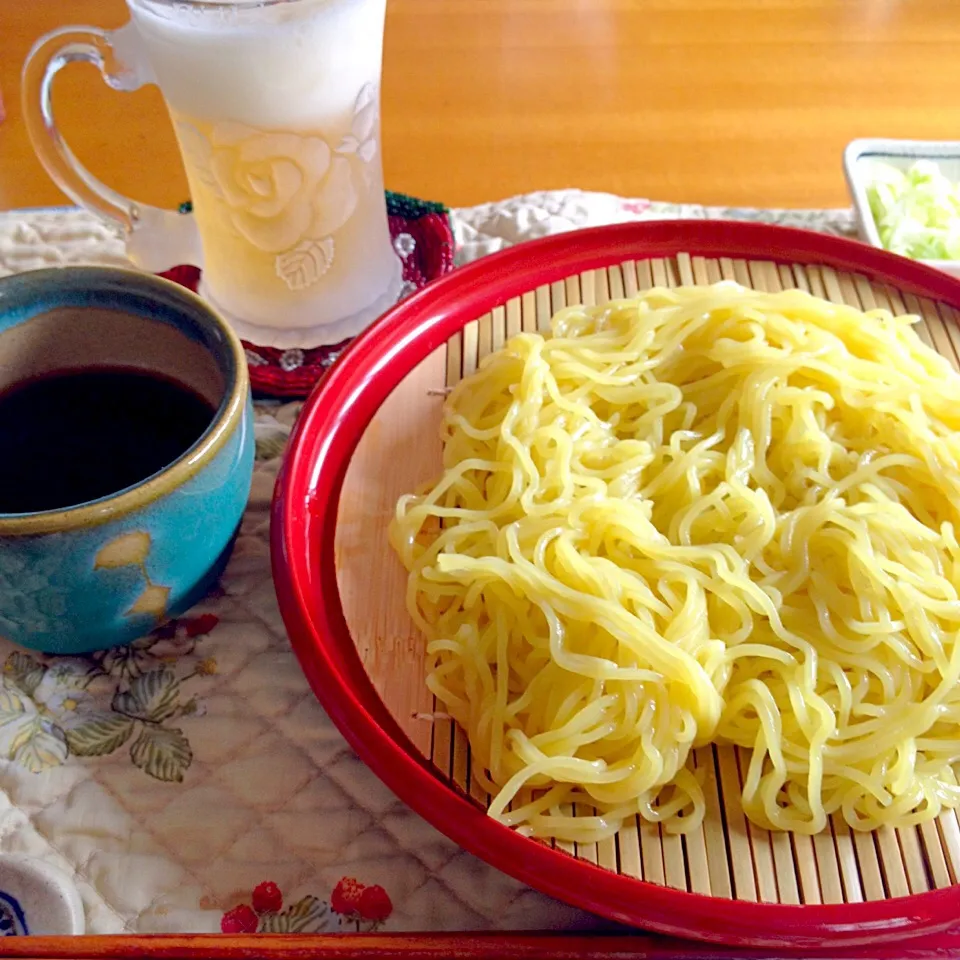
[3,1,960,212]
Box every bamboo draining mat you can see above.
[335,253,960,909]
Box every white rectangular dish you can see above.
[843,137,960,279]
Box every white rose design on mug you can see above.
[176,85,380,291]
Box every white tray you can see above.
[843,137,960,279]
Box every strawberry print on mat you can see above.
[221,879,393,934]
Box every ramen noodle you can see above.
[390,282,960,842]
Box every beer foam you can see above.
[130,0,386,127]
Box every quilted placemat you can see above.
[0,193,857,936]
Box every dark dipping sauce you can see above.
[0,367,216,514]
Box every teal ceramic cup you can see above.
[0,267,254,654]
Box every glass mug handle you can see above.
[21,24,201,272]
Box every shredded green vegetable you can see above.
[866,159,960,261]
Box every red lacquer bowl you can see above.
[272,220,960,950]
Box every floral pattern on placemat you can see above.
[0,615,220,780]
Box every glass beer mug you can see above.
[23,0,403,348]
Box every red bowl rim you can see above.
[271,220,960,949]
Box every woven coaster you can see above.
[159,191,454,399]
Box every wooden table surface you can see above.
[2,0,960,214]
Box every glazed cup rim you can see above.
[0,266,250,536]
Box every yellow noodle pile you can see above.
[389,282,960,842]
